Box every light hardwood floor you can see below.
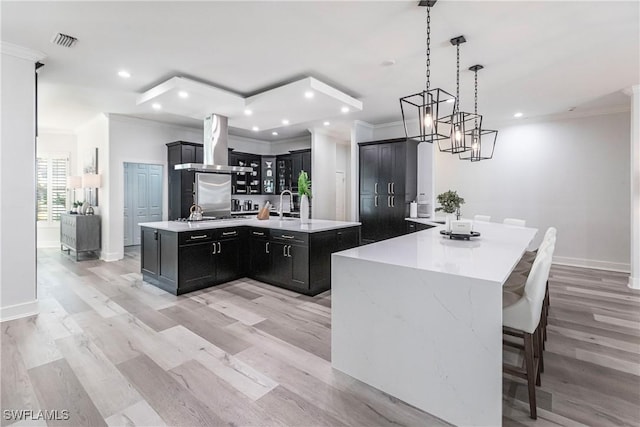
[1,247,639,426]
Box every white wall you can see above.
[269,135,311,155]
[76,114,110,258]
[630,86,640,288]
[36,131,78,248]
[1,44,43,320]
[311,129,341,220]
[436,112,631,271]
[336,143,351,220]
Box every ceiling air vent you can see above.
[51,33,78,48]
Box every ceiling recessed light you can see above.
[341,106,350,113]
[151,103,162,110]
[178,91,189,98]
[272,131,278,136]
[282,119,290,125]
[304,91,314,99]
[514,112,523,118]
[323,121,330,126]
[381,59,396,66]
[252,126,259,132]
[244,109,253,116]
[118,70,131,78]
[446,98,455,103]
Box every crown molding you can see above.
[1,42,46,61]
[487,105,631,129]
[352,120,375,130]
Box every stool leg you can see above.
[536,326,544,375]
[524,332,538,419]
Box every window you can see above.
[37,153,69,222]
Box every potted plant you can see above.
[298,171,312,224]
[435,190,465,230]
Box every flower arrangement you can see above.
[435,190,465,214]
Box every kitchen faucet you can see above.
[279,190,293,220]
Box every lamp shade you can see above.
[66,175,82,189]
[82,173,101,188]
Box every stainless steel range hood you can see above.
[174,114,253,173]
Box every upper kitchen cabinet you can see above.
[229,150,261,195]
[167,141,203,220]
[277,149,311,194]
[359,138,418,244]
[261,156,276,195]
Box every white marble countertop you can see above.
[405,217,444,226]
[334,221,537,284]
[139,218,361,233]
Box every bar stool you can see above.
[503,218,527,227]
[474,214,491,222]
[503,251,552,419]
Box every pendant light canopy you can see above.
[400,1,456,143]
[437,35,480,155]
[459,65,498,162]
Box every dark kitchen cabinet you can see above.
[141,227,178,291]
[249,228,271,282]
[407,221,435,233]
[359,138,418,244]
[276,154,292,193]
[179,241,214,289]
[141,227,159,276]
[230,150,261,195]
[167,141,203,220]
[290,149,312,193]
[215,228,244,284]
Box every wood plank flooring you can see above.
[1,247,638,426]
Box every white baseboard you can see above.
[553,256,631,273]
[629,277,640,290]
[100,251,122,262]
[1,300,39,322]
[37,240,60,248]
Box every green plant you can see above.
[435,190,465,214]
[297,171,312,198]
[73,201,84,207]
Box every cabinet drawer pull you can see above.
[190,234,208,240]
[252,231,265,236]
[222,231,237,236]
[281,235,295,239]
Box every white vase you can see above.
[445,213,456,232]
[300,195,310,224]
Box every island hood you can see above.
[174,114,253,173]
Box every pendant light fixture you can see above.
[400,0,456,143]
[459,65,498,162]
[437,35,479,154]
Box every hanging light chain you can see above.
[474,68,478,129]
[455,42,460,112]
[426,7,431,92]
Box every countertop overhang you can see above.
[139,218,361,233]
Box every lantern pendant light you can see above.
[437,35,479,154]
[399,1,456,143]
[459,65,498,162]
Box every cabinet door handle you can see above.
[218,242,221,253]
[374,196,378,207]
[212,242,217,254]
[190,234,208,240]
[222,231,237,236]
[387,183,391,193]
[266,241,269,254]
[287,245,291,257]
[387,196,391,208]
[392,196,395,207]
[281,235,295,239]
[283,245,287,257]
[391,182,395,194]
[374,183,378,194]
[154,230,158,240]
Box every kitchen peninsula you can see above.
[331,221,536,426]
[140,218,360,296]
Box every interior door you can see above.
[135,164,149,246]
[124,164,133,246]
[124,162,164,247]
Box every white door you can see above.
[336,171,346,221]
[124,162,163,246]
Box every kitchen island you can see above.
[331,221,536,426]
[139,218,360,296]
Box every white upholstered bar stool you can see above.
[474,214,491,222]
[503,251,552,420]
[504,217,527,227]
